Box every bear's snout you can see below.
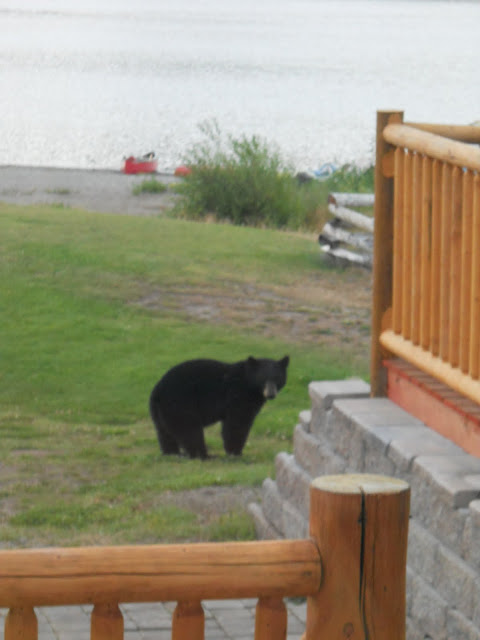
[263,381,278,399]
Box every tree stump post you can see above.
[305,474,410,640]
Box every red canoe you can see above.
[123,152,158,175]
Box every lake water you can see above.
[1,0,479,172]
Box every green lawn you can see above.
[0,203,369,546]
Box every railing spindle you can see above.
[402,150,413,340]
[448,166,463,368]
[254,596,287,640]
[429,159,442,356]
[172,600,204,640]
[439,163,453,360]
[90,603,123,640]
[469,174,480,379]
[420,155,433,350]
[411,152,423,345]
[392,147,405,334]
[5,607,38,640]
[459,170,474,373]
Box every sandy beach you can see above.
[0,165,180,216]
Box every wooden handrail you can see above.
[406,121,480,144]
[383,123,480,171]
[0,539,321,607]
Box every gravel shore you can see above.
[0,165,180,216]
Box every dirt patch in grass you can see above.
[136,268,371,357]
[158,486,262,524]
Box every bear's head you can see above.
[246,355,289,400]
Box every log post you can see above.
[305,474,410,640]
[254,596,287,640]
[371,110,404,396]
[5,607,38,640]
[172,600,204,640]
[90,603,123,640]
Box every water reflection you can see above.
[1,0,479,170]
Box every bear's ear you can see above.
[247,356,259,368]
[280,355,290,368]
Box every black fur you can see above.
[149,355,289,458]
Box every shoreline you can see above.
[0,165,180,216]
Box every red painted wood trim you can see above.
[385,358,480,458]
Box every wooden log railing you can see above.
[371,110,480,400]
[0,474,410,640]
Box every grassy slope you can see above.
[0,203,368,546]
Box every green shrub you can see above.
[133,179,167,195]
[176,121,312,229]
[175,121,373,231]
[325,164,374,193]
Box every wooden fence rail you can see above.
[371,110,480,402]
[319,192,374,267]
[0,474,410,640]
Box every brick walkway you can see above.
[0,599,306,640]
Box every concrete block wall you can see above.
[249,379,480,640]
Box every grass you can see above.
[0,202,369,547]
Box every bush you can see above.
[175,121,373,231]
[325,164,374,193]
[132,179,167,195]
[176,121,311,229]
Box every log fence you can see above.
[319,192,374,268]
[371,110,480,401]
[0,474,410,640]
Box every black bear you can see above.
[149,355,289,459]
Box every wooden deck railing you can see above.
[0,474,410,640]
[371,110,480,400]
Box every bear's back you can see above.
[153,359,241,402]
[151,359,244,426]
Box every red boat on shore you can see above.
[123,152,158,175]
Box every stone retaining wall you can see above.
[249,379,480,640]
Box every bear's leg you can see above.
[177,428,209,459]
[150,403,181,455]
[156,425,181,455]
[221,408,258,456]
